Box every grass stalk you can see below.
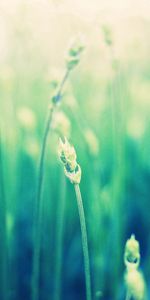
[74,183,92,300]
[105,41,126,298]
[53,170,66,300]
[0,133,8,300]
[32,69,69,300]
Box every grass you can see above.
[31,69,70,300]
[0,132,8,300]
[74,183,92,300]
[0,15,150,300]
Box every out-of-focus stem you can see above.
[0,132,8,300]
[74,184,92,300]
[107,43,126,299]
[53,170,66,300]
[32,69,70,300]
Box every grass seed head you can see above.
[66,34,85,70]
[124,234,140,269]
[58,137,81,184]
[58,137,77,172]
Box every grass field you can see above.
[0,1,150,299]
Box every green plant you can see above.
[58,138,92,300]
[32,37,85,300]
[124,235,147,300]
[53,169,66,300]
[0,132,8,300]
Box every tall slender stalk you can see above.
[58,138,92,300]
[0,132,8,300]
[32,36,85,300]
[74,184,92,300]
[102,26,127,298]
[32,69,69,300]
[53,170,66,300]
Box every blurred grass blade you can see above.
[32,69,70,300]
[74,184,92,300]
[0,132,8,300]
[53,170,66,300]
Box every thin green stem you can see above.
[32,107,53,300]
[32,69,70,300]
[74,184,92,300]
[0,133,8,300]
[56,70,70,102]
[53,170,66,300]
[107,45,126,298]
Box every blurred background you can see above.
[0,0,150,299]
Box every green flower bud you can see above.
[124,235,140,269]
[58,138,77,172]
[66,35,85,70]
[66,57,80,71]
[65,164,81,184]
[68,35,85,57]
[58,138,82,184]
[124,235,147,300]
